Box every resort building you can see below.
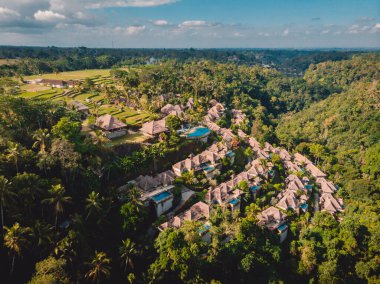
[35,78,78,88]
[208,142,235,164]
[140,118,168,136]
[284,160,302,173]
[274,174,309,213]
[125,170,176,216]
[219,128,236,146]
[205,184,243,211]
[237,129,248,141]
[231,109,246,125]
[294,153,313,165]
[161,104,183,116]
[257,206,288,243]
[206,121,221,133]
[305,163,327,179]
[204,101,225,122]
[158,201,211,241]
[95,114,127,139]
[69,101,89,116]
[285,174,306,192]
[172,149,221,179]
[186,97,195,110]
[319,193,344,215]
[317,178,337,193]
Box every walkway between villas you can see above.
[173,185,195,214]
[314,192,319,213]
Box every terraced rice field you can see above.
[24,69,111,80]
[17,69,152,127]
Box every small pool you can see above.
[226,151,235,157]
[202,165,215,172]
[186,127,210,139]
[230,198,240,205]
[277,224,288,232]
[306,185,312,191]
[250,185,259,192]
[151,191,172,202]
[198,224,211,234]
[300,203,308,210]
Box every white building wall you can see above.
[156,197,173,216]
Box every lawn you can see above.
[107,132,149,146]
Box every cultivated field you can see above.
[17,69,152,130]
[24,69,111,80]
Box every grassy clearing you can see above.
[0,59,18,65]
[107,132,149,146]
[24,69,111,80]
[21,84,51,92]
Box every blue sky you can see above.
[0,0,379,48]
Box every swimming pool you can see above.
[230,198,240,205]
[198,224,211,234]
[186,127,211,139]
[277,224,288,232]
[250,185,259,192]
[151,191,172,202]
[202,165,215,172]
[226,151,235,157]
[300,203,308,210]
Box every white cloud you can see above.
[179,20,209,28]
[153,19,168,26]
[0,6,20,17]
[282,28,289,36]
[34,10,66,22]
[347,24,359,34]
[115,25,146,35]
[258,32,270,37]
[321,29,330,34]
[87,0,178,9]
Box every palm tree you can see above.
[86,191,103,220]
[0,175,15,232]
[119,238,137,274]
[32,128,50,154]
[4,223,31,276]
[6,142,22,173]
[31,220,54,252]
[42,184,72,229]
[85,251,111,284]
[128,185,143,209]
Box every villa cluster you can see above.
[120,99,343,244]
[172,141,235,179]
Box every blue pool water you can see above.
[250,185,259,192]
[277,224,288,232]
[306,185,312,191]
[300,203,308,210]
[198,224,211,234]
[186,127,210,138]
[226,151,235,157]
[230,198,239,205]
[202,165,215,172]
[152,191,172,202]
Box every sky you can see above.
[0,0,379,48]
